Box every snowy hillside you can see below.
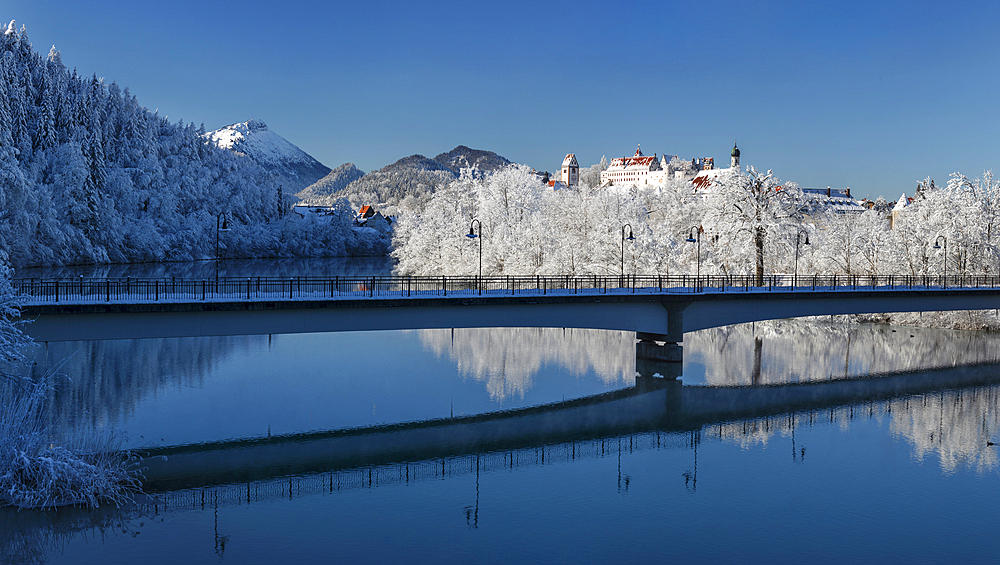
[205,120,331,193]
[336,155,457,212]
[296,162,366,203]
[0,23,386,267]
[306,146,513,214]
[433,145,511,173]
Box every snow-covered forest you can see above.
[2,19,997,288]
[392,164,1000,282]
[0,22,386,268]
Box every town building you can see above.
[561,154,579,187]
[600,143,739,187]
[600,146,662,187]
[800,187,866,214]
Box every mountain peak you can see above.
[205,120,330,193]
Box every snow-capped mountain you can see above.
[205,120,331,193]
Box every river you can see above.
[4,262,1000,563]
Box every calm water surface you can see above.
[5,318,1000,564]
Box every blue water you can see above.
[5,320,1000,564]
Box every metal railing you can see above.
[13,273,1000,305]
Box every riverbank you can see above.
[850,310,1000,331]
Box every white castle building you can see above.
[600,143,741,187]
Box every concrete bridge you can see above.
[19,276,1000,380]
[19,281,1000,340]
[140,361,1000,492]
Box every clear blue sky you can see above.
[7,0,999,200]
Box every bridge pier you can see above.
[635,334,683,381]
[635,304,686,381]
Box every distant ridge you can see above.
[296,163,366,202]
[205,120,331,193]
[433,145,511,173]
[300,145,513,213]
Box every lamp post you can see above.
[933,235,947,285]
[621,224,635,278]
[794,230,810,287]
[467,218,482,283]
[215,212,230,282]
[685,226,702,286]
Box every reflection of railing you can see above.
[149,431,692,513]
[149,376,1000,511]
[14,274,1000,304]
[140,361,1000,494]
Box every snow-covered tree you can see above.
[704,167,804,284]
[0,24,380,267]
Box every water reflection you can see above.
[25,336,263,436]
[414,327,635,400]
[686,319,1000,385]
[0,504,145,565]
[891,388,1000,473]
[20,320,1000,449]
[8,359,1000,563]
[709,385,1000,474]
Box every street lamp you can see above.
[794,230,810,287]
[685,225,702,285]
[467,218,482,284]
[933,235,947,285]
[621,224,635,277]
[215,212,231,282]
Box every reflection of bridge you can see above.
[141,362,1000,493]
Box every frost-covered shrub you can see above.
[0,258,141,509]
[0,377,142,509]
[0,376,143,510]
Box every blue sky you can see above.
[7,0,999,200]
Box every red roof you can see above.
[358,205,375,218]
[610,156,657,167]
[692,175,713,189]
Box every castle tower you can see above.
[731,142,740,169]
[561,153,579,186]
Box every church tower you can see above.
[731,142,740,169]
[561,154,579,187]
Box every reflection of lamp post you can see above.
[685,225,702,281]
[467,218,482,282]
[621,224,635,277]
[794,230,810,287]
[215,212,230,282]
[933,235,947,283]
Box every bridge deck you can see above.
[18,283,1000,342]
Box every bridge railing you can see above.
[12,273,1000,304]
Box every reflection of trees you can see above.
[0,504,142,565]
[688,319,1000,386]
[709,385,1000,473]
[414,328,634,400]
[889,387,1000,474]
[24,336,262,433]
